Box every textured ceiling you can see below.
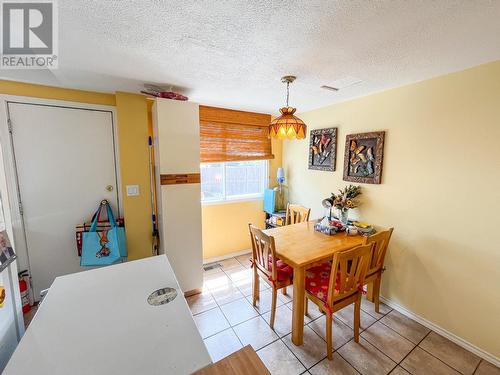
[2,0,500,113]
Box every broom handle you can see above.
[148,136,159,255]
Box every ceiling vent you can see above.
[321,76,363,92]
[321,85,339,92]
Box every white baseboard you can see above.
[380,296,499,367]
[203,249,251,265]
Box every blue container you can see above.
[263,189,276,214]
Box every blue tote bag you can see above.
[80,201,127,266]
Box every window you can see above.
[201,160,268,203]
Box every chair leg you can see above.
[326,313,333,360]
[374,277,381,313]
[270,288,278,329]
[304,296,308,315]
[354,295,361,343]
[366,281,375,302]
[252,269,260,307]
[282,287,287,295]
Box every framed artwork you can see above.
[343,131,385,184]
[0,230,16,273]
[308,127,337,171]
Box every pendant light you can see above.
[269,75,307,140]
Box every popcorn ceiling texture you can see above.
[1,0,499,112]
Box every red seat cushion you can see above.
[267,257,294,282]
[305,262,340,302]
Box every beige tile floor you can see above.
[189,254,499,375]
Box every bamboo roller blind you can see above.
[199,105,274,163]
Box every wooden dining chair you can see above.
[281,203,310,296]
[362,228,394,313]
[304,244,372,359]
[248,224,293,328]
[285,203,311,225]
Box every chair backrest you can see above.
[327,243,372,304]
[285,203,311,225]
[362,228,394,275]
[248,224,277,281]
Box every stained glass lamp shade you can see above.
[269,76,307,140]
[269,107,306,139]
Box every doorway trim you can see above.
[0,95,121,285]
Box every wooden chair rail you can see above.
[160,173,200,185]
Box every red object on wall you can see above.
[140,90,188,101]
[19,277,31,314]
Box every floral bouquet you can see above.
[322,185,361,224]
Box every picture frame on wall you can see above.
[343,131,385,184]
[0,230,16,273]
[308,127,337,171]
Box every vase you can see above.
[338,209,349,225]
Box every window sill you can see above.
[201,196,264,206]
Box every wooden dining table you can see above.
[264,221,365,346]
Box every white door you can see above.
[7,102,120,299]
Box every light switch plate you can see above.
[126,185,140,196]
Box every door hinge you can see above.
[7,118,13,134]
[19,201,23,216]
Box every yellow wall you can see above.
[282,61,500,358]
[0,80,115,106]
[202,200,264,259]
[115,92,153,259]
[0,81,152,260]
[269,138,283,189]
[201,137,282,259]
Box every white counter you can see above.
[4,255,211,375]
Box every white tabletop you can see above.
[4,255,211,375]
